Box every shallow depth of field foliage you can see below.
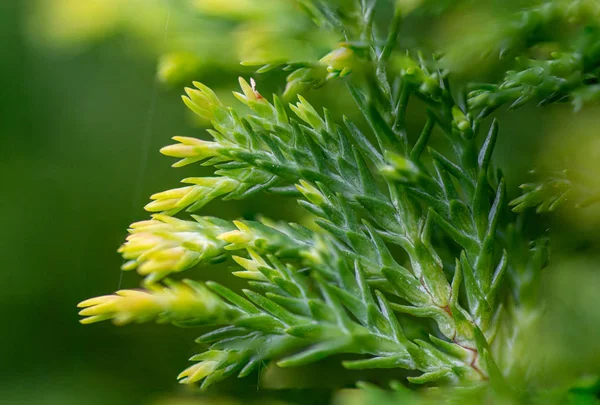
[4,0,600,404]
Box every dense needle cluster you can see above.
[79,1,600,403]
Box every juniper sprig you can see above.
[81,75,510,386]
[78,0,600,402]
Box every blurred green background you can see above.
[2,0,600,404]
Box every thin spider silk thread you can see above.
[119,6,171,290]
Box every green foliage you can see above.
[510,169,600,213]
[77,0,600,403]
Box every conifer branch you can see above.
[76,1,600,399]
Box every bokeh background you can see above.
[2,0,600,404]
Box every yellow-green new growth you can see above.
[217,220,257,250]
[233,77,267,104]
[231,249,271,281]
[145,177,239,214]
[319,45,356,78]
[290,95,326,132]
[78,280,231,325]
[119,214,234,284]
[181,81,224,121]
[160,136,223,168]
[178,352,225,384]
[296,179,325,206]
